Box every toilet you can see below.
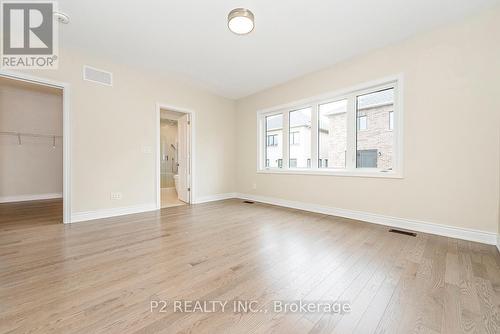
[173,174,179,193]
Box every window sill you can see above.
[256,168,403,179]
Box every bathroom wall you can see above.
[160,119,178,188]
[0,77,63,202]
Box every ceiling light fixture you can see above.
[228,8,254,35]
[53,12,70,24]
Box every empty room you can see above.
[0,1,499,333]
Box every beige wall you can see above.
[19,48,235,214]
[235,7,500,233]
[0,79,63,200]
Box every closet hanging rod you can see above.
[0,131,62,138]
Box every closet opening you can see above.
[0,74,68,226]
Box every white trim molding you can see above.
[234,193,497,245]
[0,193,62,203]
[71,203,157,223]
[71,193,236,223]
[194,193,237,204]
[497,234,500,253]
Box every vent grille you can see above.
[83,66,113,86]
[389,229,417,237]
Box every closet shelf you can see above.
[0,131,62,138]
[0,131,62,146]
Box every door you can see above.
[177,114,190,202]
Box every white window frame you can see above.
[256,75,404,178]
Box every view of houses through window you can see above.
[289,108,311,168]
[319,99,348,169]
[356,88,394,169]
[265,114,283,168]
[262,81,397,174]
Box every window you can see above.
[258,77,401,177]
[357,115,367,131]
[289,108,311,168]
[318,159,329,168]
[357,149,378,168]
[356,88,394,170]
[267,134,278,146]
[319,99,347,169]
[265,114,283,168]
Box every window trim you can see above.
[256,74,404,178]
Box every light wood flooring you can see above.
[0,199,499,333]
[161,187,186,208]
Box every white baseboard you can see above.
[234,193,497,245]
[194,193,237,204]
[497,235,500,254]
[64,192,498,246]
[71,192,237,224]
[0,193,62,203]
[71,203,157,223]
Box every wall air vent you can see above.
[83,65,113,86]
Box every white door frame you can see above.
[155,103,194,209]
[0,70,71,223]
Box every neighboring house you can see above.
[266,88,394,170]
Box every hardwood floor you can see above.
[0,199,499,334]
[0,199,62,230]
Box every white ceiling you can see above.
[59,0,499,99]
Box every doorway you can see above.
[157,107,192,208]
[0,73,69,225]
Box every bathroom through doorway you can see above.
[158,108,191,208]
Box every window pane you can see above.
[289,107,311,168]
[356,88,394,170]
[319,100,347,169]
[357,115,367,130]
[265,114,283,168]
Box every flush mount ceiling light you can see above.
[53,12,70,24]
[228,8,254,35]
